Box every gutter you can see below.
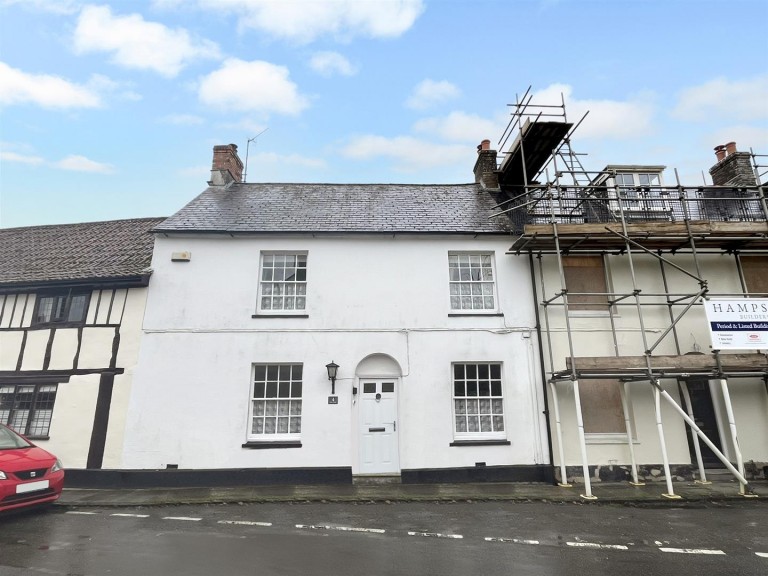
[0,273,152,294]
[152,229,513,237]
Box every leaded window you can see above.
[0,383,58,438]
[33,291,90,326]
[449,253,496,311]
[258,253,307,313]
[452,363,505,438]
[249,364,302,439]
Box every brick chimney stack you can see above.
[209,144,244,186]
[473,139,499,189]
[709,141,756,186]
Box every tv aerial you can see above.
[243,128,268,183]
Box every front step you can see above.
[353,475,402,485]
[703,468,736,478]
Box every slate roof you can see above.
[155,183,512,235]
[0,217,166,288]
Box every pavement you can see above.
[57,478,768,507]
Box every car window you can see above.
[0,425,32,449]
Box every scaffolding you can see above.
[494,89,768,499]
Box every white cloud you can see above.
[73,5,220,77]
[309,51,356,77]
[0,151,45,165]
[251,151,326,170]
[199,59,309,115]
[340,85,656,175]
[342,135,469,171]
[413,111,502,143]
[672,75,768,122]
[178,165,209,178]
[1,0,81,14]
[218,119,269,134]
[161,114,205,125]
[236,151,327,182]
[54,155,114,174]
[406,79,460,110]
[150,0,185,8]
[339,108,503,173]
[0,61,102,109]
[196,0,424,43]
[87,74,143,102]
[708,125,768,152]
[534,83,655,140]
[0,143,116,174]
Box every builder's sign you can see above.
[704,299,768,350]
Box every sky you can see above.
[1,0,767,228]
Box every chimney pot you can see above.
[714,145,726,162]
[725,141,737,156]
[479,139,491,152]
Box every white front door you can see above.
[358,379,399,474]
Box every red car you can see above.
[0,423,65,513]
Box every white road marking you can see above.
[296,524,385,534]
[756,552,768,558]
[567,542,628,551]
[407,531,463,539]
[218,520,273,527]
[162,516,202,522]
[66,511,98,515]
[485,537,540,545]
[659,548,725,555]
[111,513,150,518]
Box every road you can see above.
[1,501,766,575]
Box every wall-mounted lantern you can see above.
[326,361,339,395]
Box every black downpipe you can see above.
[529,252,556,484]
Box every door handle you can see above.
[369,427,385,432]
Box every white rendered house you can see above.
[121,144,551,484]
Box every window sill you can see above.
[449,440,510,447]
[585,434,636,445]
[26,435,50,441]
[448,313,504,317]
[252,314,309,319]
[242,441,302,449]
[567,311,612,318]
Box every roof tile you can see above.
[155,183,511,234]
[0,217,166,287]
